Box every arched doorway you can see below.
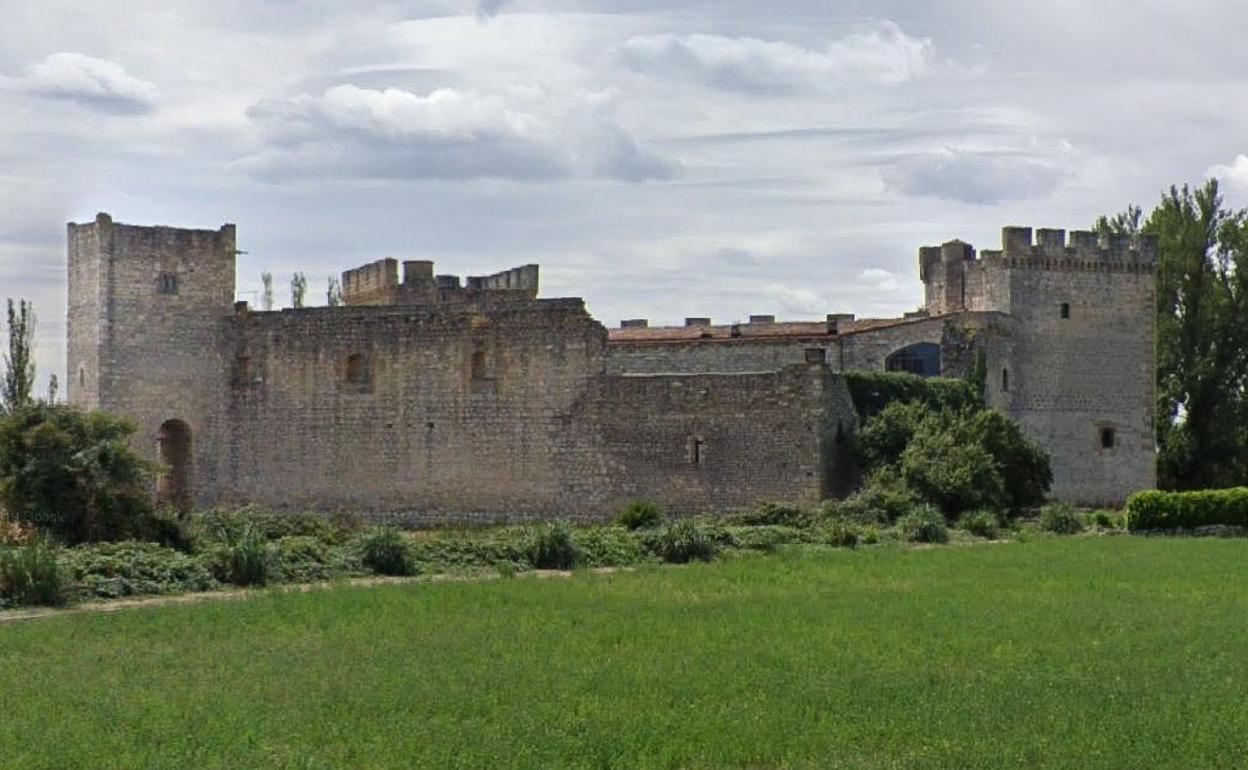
[885,342,941,378]
[156,419,192,512]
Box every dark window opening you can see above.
[232,356,252,388]
[156,419,192,512]
[78,366,85,388]
[1100,427,1116,450]
[1001,368,1010,392]
[885,342,941,378]
[470,350,488,380]
[157,273,179,295]
[345,353,370,385]
[691,437,706,466]
[805,347,827,364]
[1060,302,1071,319]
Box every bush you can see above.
[854,401,929,472]
[361,528,416,577]
[958,510,1001,539]
[273,536,334,583]
[829,472,920,524]
[967,410,1052,512]
[899,429,1006,518]
[726,525,809,551]
[528,522,580,570]
[843,371,980,421]
[1039,503,1085,535]
[898,505,949,544]
[405,529,529,572]
[820,520,861,548]
[576,527,645,567]
[0,404,154,544]
[648,519,718,564]
[0,510,35,546]
[729,501,813,528]
[62,541,215,600]
[1085,510,1117,529]
[615,501,665,531]
[0,539,66,608]
[1125,488,1248,532]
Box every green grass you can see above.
[2,537,1247,769]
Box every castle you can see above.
[66,213,1156,521]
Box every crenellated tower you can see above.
[919,226,1158,504]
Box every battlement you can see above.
[341,259,540,307]
[994,226,1158,267]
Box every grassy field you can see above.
[2,536,1246,769]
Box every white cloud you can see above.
[860,268,899,292]
[618,23,934,93]
[881,147,1068,204]
[1209,154,1248,195]
[764,284,826,315]
[239,84,676,182]
[22,52,159,113]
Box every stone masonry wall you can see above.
[67,214,236,509]
[568,365,857,516]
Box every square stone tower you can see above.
[920,226,1158,504]
[67,212,236,509]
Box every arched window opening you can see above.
[885,342,941,378]
[156,419,192,513]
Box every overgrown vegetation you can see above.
[853,396,1052,520]
[614,501,665,530]
[843,371,979,421]
[0,404,155,543]
[1038,502,1085,535]
[0,539,65,608]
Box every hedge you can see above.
[1125,488,1248,531]
[843,372,980,420]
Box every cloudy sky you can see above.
[4,0,1248,390]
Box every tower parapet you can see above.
[341,259,540,307]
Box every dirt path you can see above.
[0,567,624,626]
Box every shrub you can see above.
[899,428,1006,518]
[576,527,645,567]
[1039,503,1085,535]
[615,501,665,531]
[361,528,416,577]
[726,525,808,551]
[829,472,920,524]
[0,539,66,607]
[405,529,529,572]
[648,519,718,564]
[958,510,1001,540]
[820,520,861,548]
[1085,510,1117,529]
[967,410,1052,512]
[0,404,154,544]
[1125,488,1248,532]
[61,541,215,600]
[854,401,929,472]
[528,522,580,570]
[898,505,949,544]
[274,536,333,583]
[729,501,813,528]
[843,371,980,421]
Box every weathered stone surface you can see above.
[67,215,1154,516]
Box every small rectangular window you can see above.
[157,273,179,295]
[1100,427,1116,450]
[1001,368,1010,392]
[1060,302,1070,319]
[805,348,827,364]
[689,436,705,466]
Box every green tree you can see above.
[2,299,36,414]
[1100,180,1248,489]
[327,276,342,307]
[261,272,274,311]
[0,404,153,543]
